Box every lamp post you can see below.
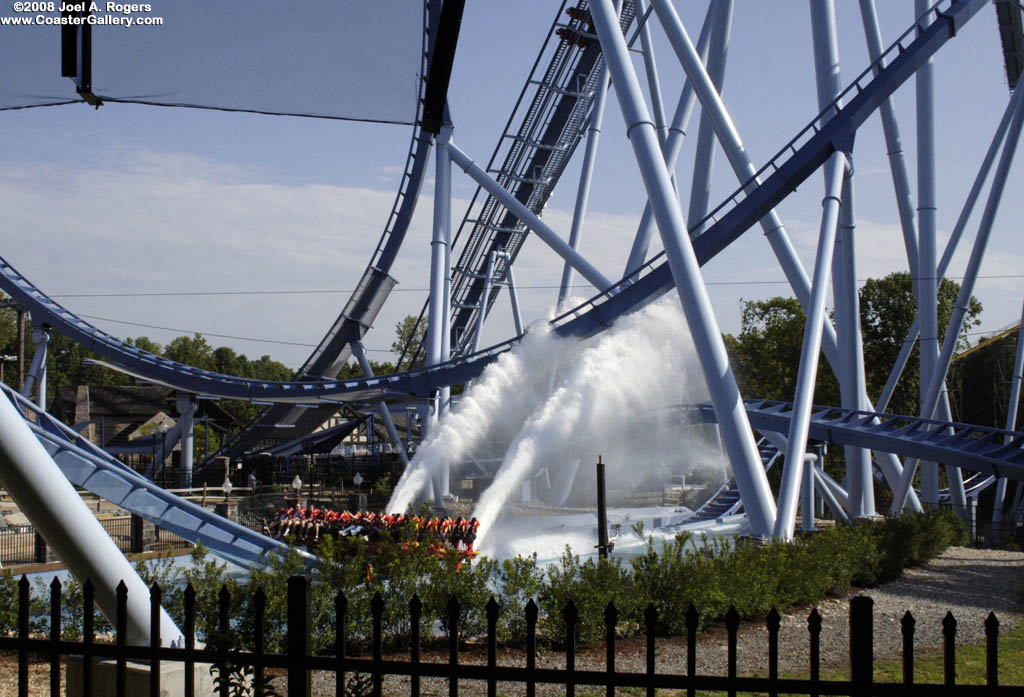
[292,474,303,507]
[222,474,233,501]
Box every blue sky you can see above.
[0,1,1021,371]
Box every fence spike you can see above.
[767,607,780,697]
[486,597,497,697]
[565,600,578,697]
[806,608,821,697]
[50,575,61,697]
[18,575,28,697]
[117,580,128,697]
[849,596,873,697]
[286,576,311,697]
[150,582,162,697]
[901,610,915,686]
[985,612,999,687]
[83,579,95,697]
[604,601,617,697]
[525,599,537,697]
[447,596,460,697]
[254,587,266,697]
[184,583,196,697]
[725,605,739,697]
[409,593,420,697]
[644,603,657,697]
[943,611,957,686]
[604,601,618,625]
[371,590,383,697]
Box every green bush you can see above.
[1,507,967,650]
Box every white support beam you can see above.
[591,0,776,538]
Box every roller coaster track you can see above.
[443,1,637,357]
[0,383,293,569]
[0,0,986,438]
[690,399,1024,482]
[685,439,782,524]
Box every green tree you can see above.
[723,297,839,406]
[859,272,981,416]
[128,336,163,355]
[723,272,982,418]
[391,314,427,371]
[164,334,216,371]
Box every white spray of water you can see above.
[387,320,577,513]
[472,298,720,552]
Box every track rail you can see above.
[0,383,294,568]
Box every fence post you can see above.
[725,606,739,697]
[766,607,780,697]
[685,604,697,697]
[372,591,383,697]
[985,612,999,687]
[447,596,460,697]
[336,592,348,697]
[150,583,162,697]
[218,586,230,697]
[564,600,578,697]
[645,604,658,697]
[849,596,873,697]
[50,577,61,697]
[525,599,537,697]
[184,584,196,697]
[943,611,957,687]
[84,579,95,697]
[901,610,915,686]
[486,597,498,697]
[131,514,144,554]
[410,594,421,697]
[287,576,311,697]
[604,602,618,697]
[117,581,128,697]
[34,528,47,563]
[808,608,821,697]
[254,589,266,697]
[18,576,28,697]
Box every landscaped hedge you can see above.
[0,508,966,651]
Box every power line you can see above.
[74,313,394,353]
[48,274,1024,299]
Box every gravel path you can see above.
[319,546,1024,696]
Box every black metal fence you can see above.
[0,517,191,568]
[0,574,1016,697]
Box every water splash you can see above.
[472,298,720,551]
[387,321,576,513]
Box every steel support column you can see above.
[0,389,181,646]
[176,394,196,489]
[810,0,874,517]
[993,300,1024,536]
[858,0,920,278]
[651,0,922,513]
[916,0,941,505]
[472,252,497,354]
[774,152,847,541]
[687,0,733,236]
[559,56,611,309]
[352,342,410,470]
[448,143,613,291]
[623,3,715,276]
[591,0,775,538]
[895,80,1024,512]
[427,125,453,439]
